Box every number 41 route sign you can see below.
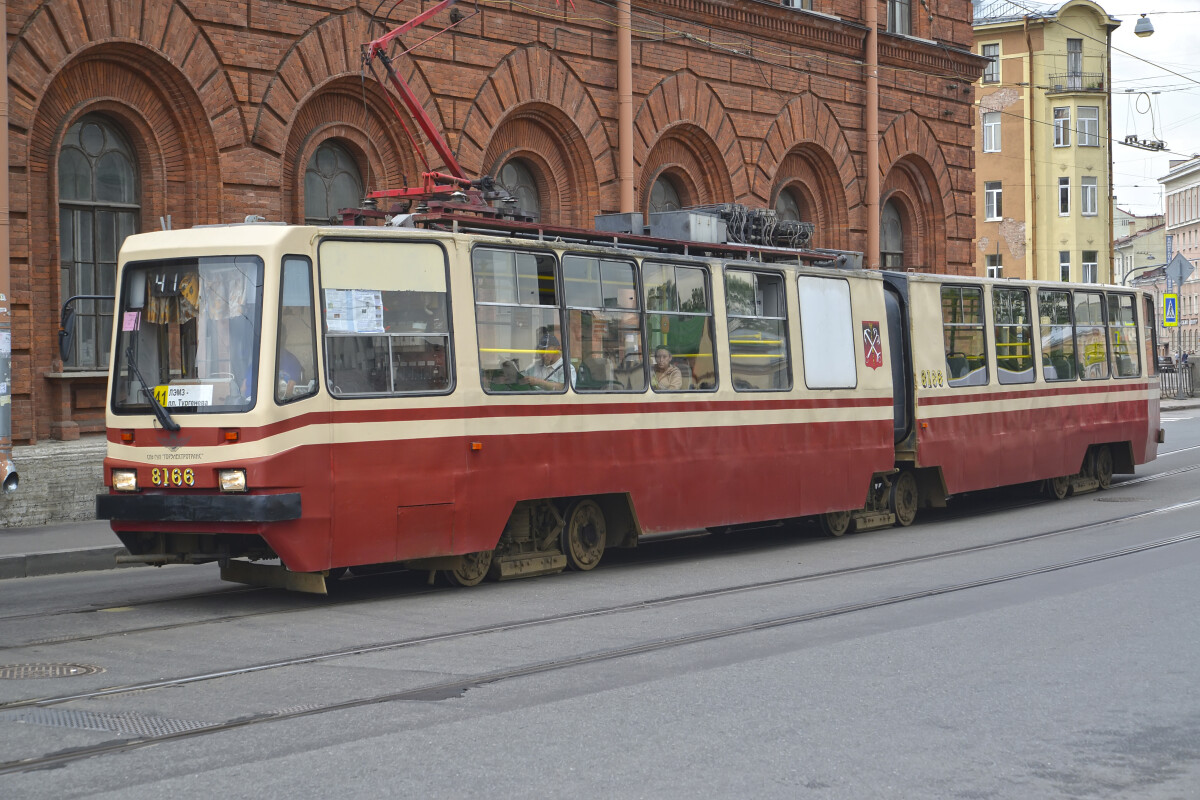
[1164,293,1178,327]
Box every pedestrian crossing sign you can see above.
[1164,293,1178,326]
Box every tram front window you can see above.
[112,256,264,415]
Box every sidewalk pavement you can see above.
[4,396,1200,582]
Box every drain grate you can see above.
[1094,497,1145,503]
[18,708,212,738]
[0,663,103,680]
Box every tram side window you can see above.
[992,287,1034,385]
[276,256,319,404]
[1075,291,1110,380]
[644,262,716,391]
[473,248,569,393]
[1107,294,1140,378]
[1039,289,1075,381]
[1143,295,1158,376]
[319,240,452,397]
[941,286,987,387]
[725,269,791,391]
[797,276,856,388]
[564,255,644,392]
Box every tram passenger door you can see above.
[884,285,913,445]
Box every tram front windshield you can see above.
[111,256,264,416]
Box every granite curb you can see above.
[0,545,138,581]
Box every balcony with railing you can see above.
[1046,72,1105,93]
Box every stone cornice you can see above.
[643,0,867,60]
[641,1,987,81]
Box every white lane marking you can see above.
[1158,443,1200,458]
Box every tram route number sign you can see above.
[1163,294,1179,327]
[152,384,214,407]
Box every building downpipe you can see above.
[0,0,17,493]
[617,0,635,213]
[865,0,879,269]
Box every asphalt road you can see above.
[2,414,1200,799]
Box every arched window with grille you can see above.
[304,141,363,225]
[59,115,139,370]
[648,175,683,214]
[881,200,904,269]
[494,159,542,222]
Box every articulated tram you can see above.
[94,217,1161,592]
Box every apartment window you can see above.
[982,44,1000,84]
[985,181,1003,221]
[1054,108,1071,147]
[983,112,1001,152]
[1059,177,1071,216]
[986,254,1003,279]
[1067,39,1083,90]
[1060,251,1071,282]
[1078,107,1099,147]
[1082,177,1098,216]
[887,0,911,35]
[1082,252,1098,284]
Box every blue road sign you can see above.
[1164,293,1178,326]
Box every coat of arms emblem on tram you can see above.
[862,321,883,370]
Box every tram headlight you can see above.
[218,469,248,493]
[112,469,139,492]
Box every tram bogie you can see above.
[94,219,1160,593]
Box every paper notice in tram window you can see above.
[164,384,214,407]
[324,289,385,333]
[325,289,352,333]
[351,289,385,333]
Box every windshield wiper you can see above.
[125,345,180,432]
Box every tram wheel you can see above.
[1047,475,1071,501]
[819,510,854,537]
[1094,445,1114,490]
[890,471,919,527]
[442,550,493,587]
[562,499,606,571]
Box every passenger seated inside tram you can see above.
[651,345,684,391]
[517,333,576,391]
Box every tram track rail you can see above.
[4,491,1200,711]
[2,528,1197,777]
[2,462,1190,652]
[1,473,1197,654]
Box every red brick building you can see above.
[6,0,983,443]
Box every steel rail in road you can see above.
[4,488,1200,708]
[2,529,1199,776]
[2,459,1197,651]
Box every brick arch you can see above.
[480,104,600,227]
[634,72,744,207]
[771,147,851,251]
[10,0,243,149]
[251,8,441,173]
[23,44,223,440]
[641,126,732,215]
[459,45,613,217]
[878,112,953,269]
[755,94,858,249]
[282,78,424,223]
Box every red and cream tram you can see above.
[93,218,1161,592]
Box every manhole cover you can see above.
[0,663,103,680]
[1094,497,1144,503]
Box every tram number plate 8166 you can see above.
[151,467,195,487]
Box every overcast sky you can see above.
[1103,0,1200,216]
